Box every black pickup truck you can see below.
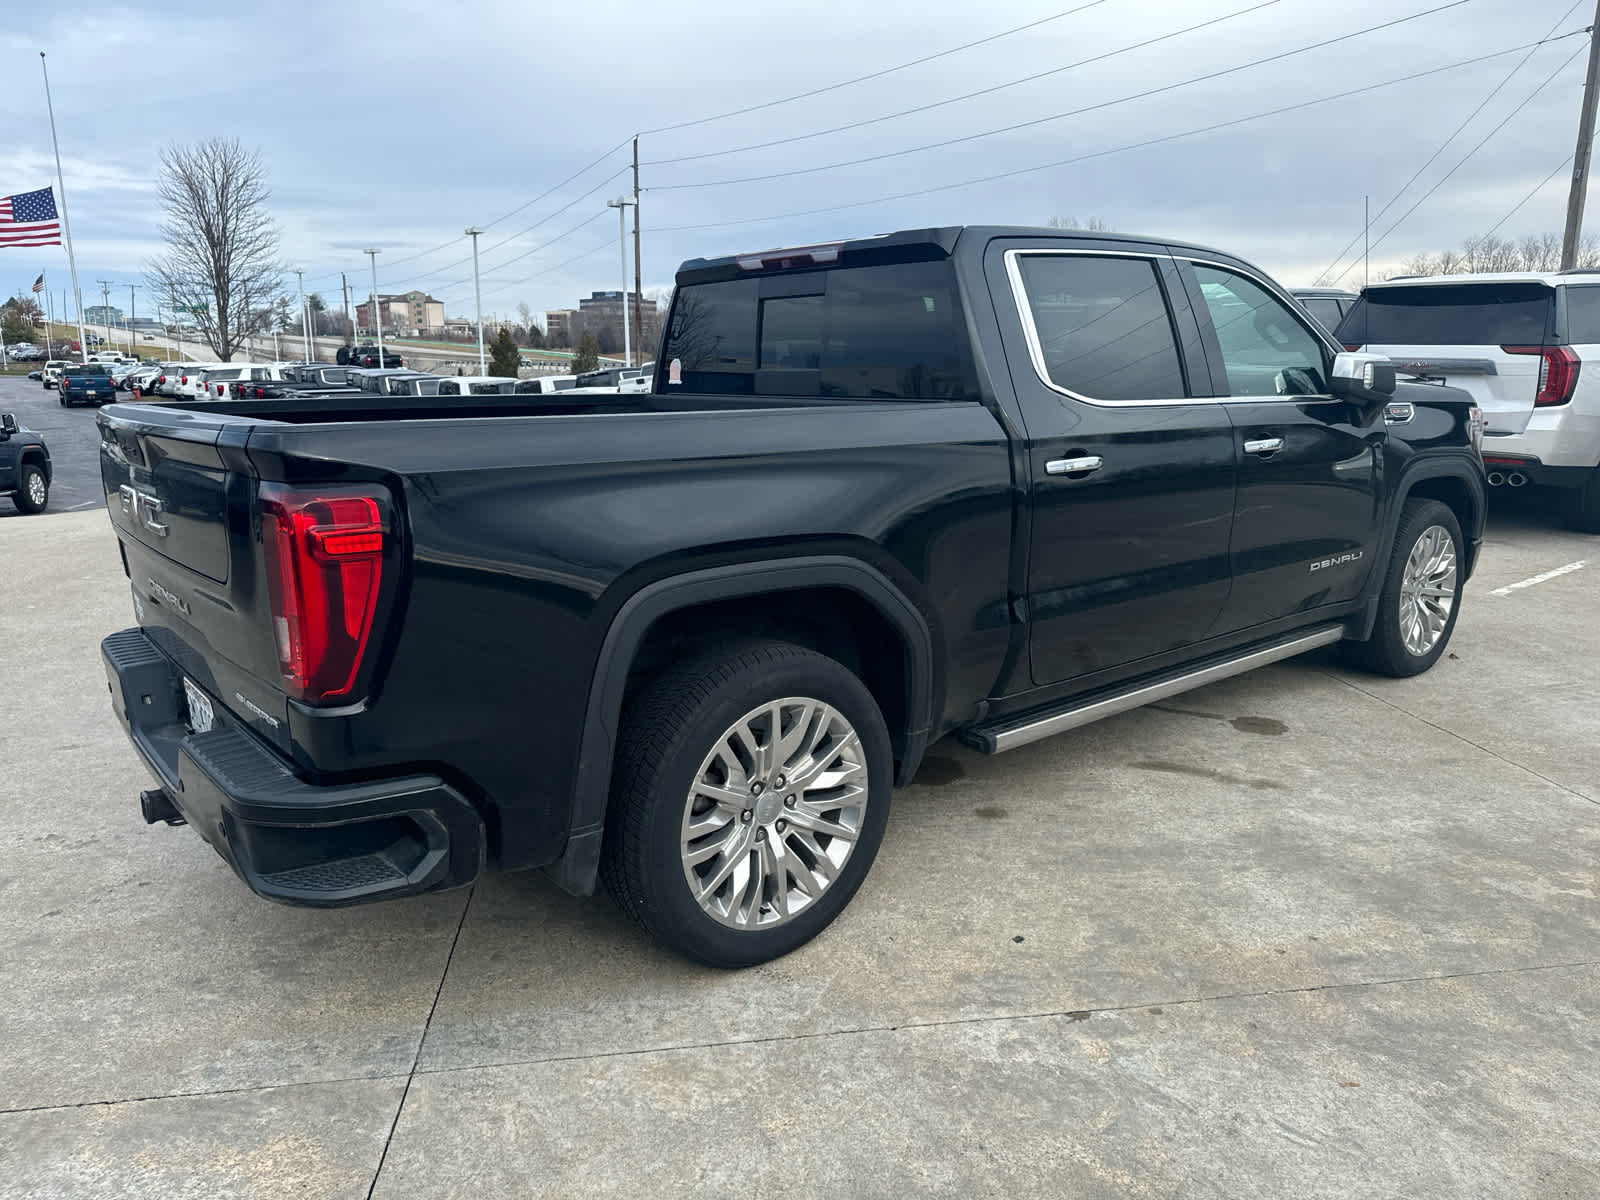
[2,412,52,513]
[95,226,1486,967]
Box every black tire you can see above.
[13,462,48,514]
[1342,498,1464,677]
[57,393,65,406]
[1560,467,1600,534]
[602,639,893,968]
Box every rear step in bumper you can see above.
[101,628,484,907]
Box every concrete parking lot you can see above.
[2,396,1597,1197]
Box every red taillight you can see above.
[62,376,70,388]
[180,375,187,384]
[258,485,388,702]
[1502,345,1580,406]
[159,375,166,383]
[1343,343,1361,352]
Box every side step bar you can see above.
[960,625,1345,754]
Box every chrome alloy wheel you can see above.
[1398,524,1456,656]
[26,472,46,507]
[680,697,869,930]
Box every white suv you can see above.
[1338,272,1600,531]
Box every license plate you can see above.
[184,677,215,734]
[86,390,99,396]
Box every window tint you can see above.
[1193,265,1328,396]
[660,260,971,400]
[1564,286,1600,343]
[468,382,507,394]
[1336,282,1553,346]
[438,380,460,395]
[1016,254,1186,401]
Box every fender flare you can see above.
[1353,454,1486,640]
[546,555,937,896]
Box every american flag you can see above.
[32,273,44,293]
[0,188,62,248]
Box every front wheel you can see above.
[602,639,892,968]
[13,463,49,514]
[1343,498,1463,677]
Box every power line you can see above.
[473,237,620,304]
[1315,0,1584,284]
[649,36,1578,235]
[1483,145,1587,239]
[650,0,1474,193]
[645,0,1284,168]
[1328,39,1588,282]
[431,210,615,294]
[638,0,1115,137]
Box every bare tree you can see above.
[1046,215,1114,232]
[146,139,282,361]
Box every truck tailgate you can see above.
[98,404,291,743]
[1363,344,1540,436]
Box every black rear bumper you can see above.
[102,628,484,906]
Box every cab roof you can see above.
[675,225,1240,285]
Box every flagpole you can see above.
[39,52,89,364]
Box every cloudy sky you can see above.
[1,0,1593,323]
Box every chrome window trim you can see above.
[1004,247,1198,409]
[1004,246,1341,406]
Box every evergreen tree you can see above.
[488,326,522,377]
[573,332,600,374]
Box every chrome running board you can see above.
[964,625,1344,754]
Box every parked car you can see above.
[58,362,116,407]
[1291,288,1359,335]
[0,412,51,513]
[26,369,42,382]
[1337,271,1600,531]
[149,363,207,397]
[423,375,519,396]
[41,359,70,389]
[338,344,403,368]
[514,374,579,394]
[124,364,162,396]
[96,225,1486,968]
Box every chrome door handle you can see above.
[1045,455,1104,476]
[1243,437,1284,455]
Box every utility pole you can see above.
[466,227,486,374]
[341,272,353,349]
[294,268,311,362]
[97,280,112,351]
[632,136,644,365]
[1363,195,1370,288]
[364,249,383,366]
[128,283,137,355]
[1562,6,1600,270]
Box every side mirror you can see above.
[1,413,17,438]
[1330,351,1396,405]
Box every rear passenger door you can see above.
[1180,258,1384,633]
[993,244,1238,686]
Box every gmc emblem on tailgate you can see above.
[118,484,168,537]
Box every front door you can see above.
[1181,260,1384,632]
[995,245,1238,686]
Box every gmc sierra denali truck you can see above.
[96,226,1487,967]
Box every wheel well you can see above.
[19,447,48,472]
[1406,475,1477,546]
[624,587,912,760]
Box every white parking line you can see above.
[1490,561,1587,597]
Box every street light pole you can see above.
[294,268,311,363]
[607,197,636,368]
[364,249,383,366]
[96,279,112,351]
[465,226,486,374]
[128,283,137,355]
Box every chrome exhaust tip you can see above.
[1508,472,1528,488]
[1486,472,1505,487]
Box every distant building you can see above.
[85,304,124,325]
[544,308,576,346]
[356,290,445,335]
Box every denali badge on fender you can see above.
[1309,551,1364,572]
[146,577,190,616]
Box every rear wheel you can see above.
[1560,466,1600,534]
[602,639,892,968]
[13,463,48,514]
[1343,498,1463,677]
